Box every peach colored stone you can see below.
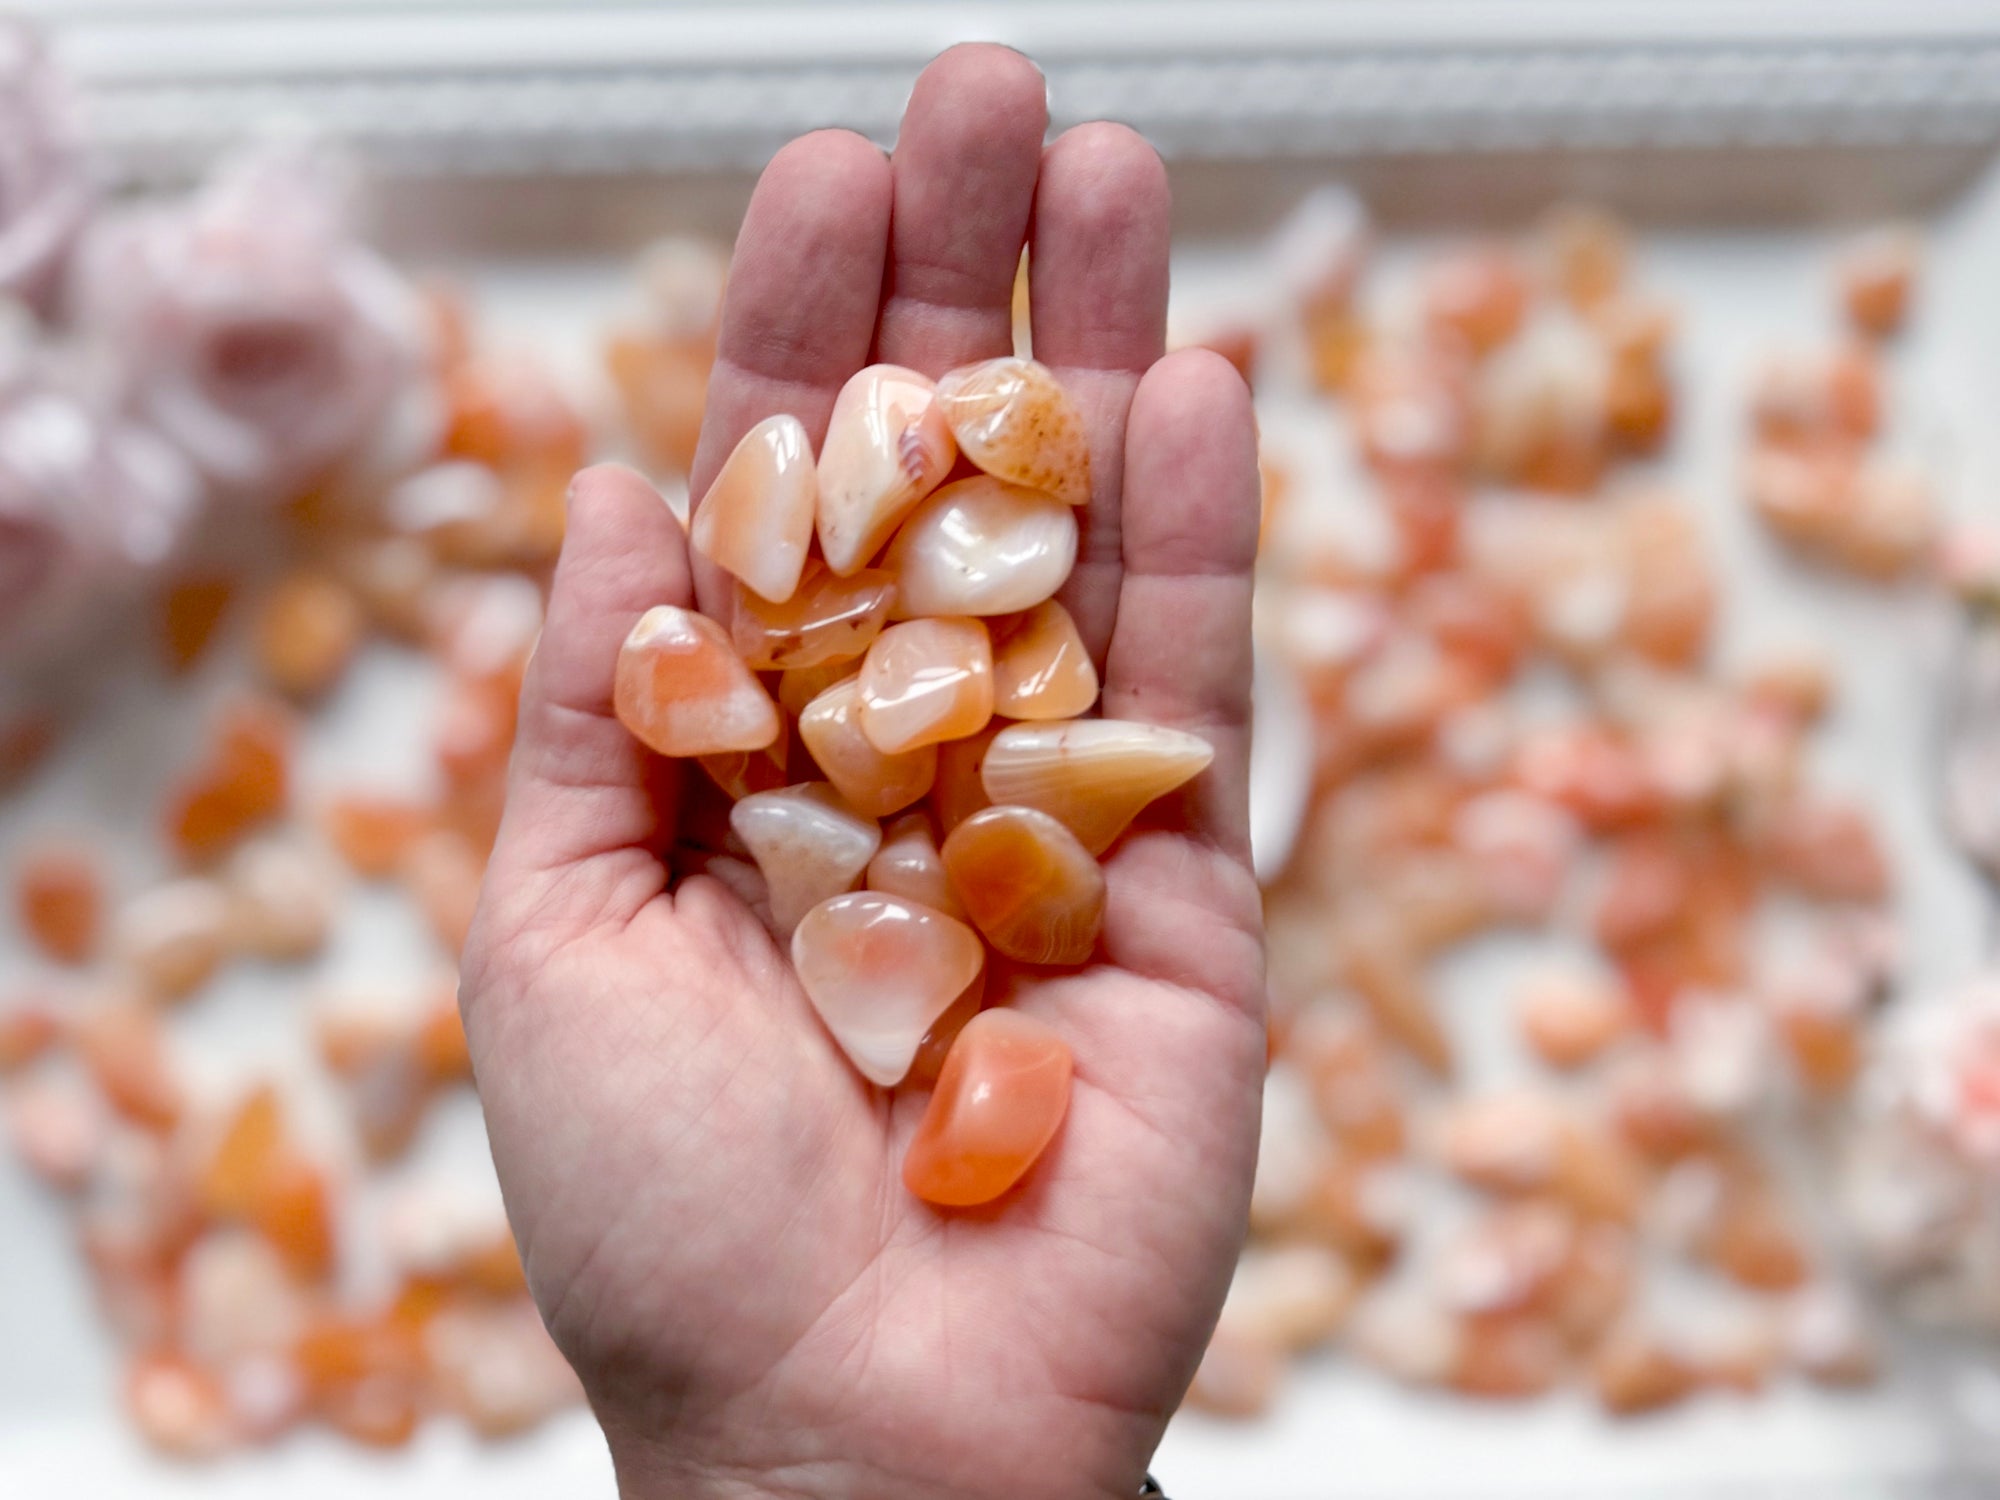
[690,414,817,602]
[902,1008,1073,1206]
[816,364,957,574]
[615,604,779,757]
[253,570,364,699]
[792,891,985,1086]
[114,878,235,1002]
[935,357,1090,506]
[990,601,1099,720]
[882,477,1077,618]
[866,813,965,920]
[797,676,937,818]
[858,617,994,754]
[979,719,1214,854]
[731,563,896,670]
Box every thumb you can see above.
[483,464,690,934]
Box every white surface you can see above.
[10,166,2000,1499]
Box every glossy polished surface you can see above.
[941,805,1106,965]
[797,676,937,818]
[883,476,1078,618]
[689,413,817,602]
[729,783,882,936]
[792,892,986,1087]
[935,356,1090,507]
[902,1008,1074,1207]
[980,718,1215,854]
[614,605,780,757]
[858,617,994,754]
[816,364,956,574]
[990,600,1099,720]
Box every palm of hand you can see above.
[461,45,1266,1500]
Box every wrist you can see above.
[605,1420,1151,1500]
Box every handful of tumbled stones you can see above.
[613,357,1213,1207]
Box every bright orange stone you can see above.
[253,570,364,699]
[858,617,994,754]
[731,564,896,670]
[253,1152,337,1282]
[15,840,104,964]
[74,1003,184,1132]
[199,1086,285,1219]
[989,601,1099,720]
[902,1008,1073,1207]
[615,605,780,757]
[940,805,1106,965]
[166,699,295,863]
[159,573,234,675]
[797,676,937,817]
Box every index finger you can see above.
[686,129,893,616]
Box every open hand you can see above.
[461,43,1265,1500]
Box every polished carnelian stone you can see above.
[903,1009,1073,1208]
[320,793,434,878]
[15,840,104,964]
[166,699,295,863]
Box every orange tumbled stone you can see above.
[159,573,234,675]
[690,414,817,603]
[199,1085,286,1219]
[614,604,780,757]
[858,617,994,754]
[166,699,294,863]
[253,570,365,700]
[935,357,1090,507]
[253,1152,337,1282]
[941,805,1106,965]
[320,793,433,878]
[867,813,965,919]
[902,1009,1074,1207]
[792,891,985,1086]
[16,840,104,964]
[931,721,1004,833]
[979,718,1214,854]
[989,601,1099,720]
[731,563,896,670]
[798,676,936,817]
[74,1003,183,1132]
